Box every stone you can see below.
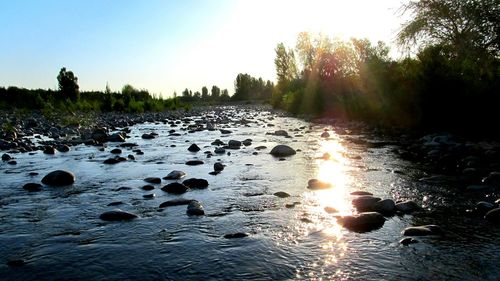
[224,232,248,239]
[43,146,56,154]
[104,157,126,164]
[214,162,224,172]
[182,178,209,189]
[161,182,189,194]
[321,131,330,138]
[1,153,11,161]
[273,130,289,137]
[373,199,396,215]
[159,199,194,208]
[273,191,290,198]
[350,191,373,196]
[220,129,232,134]
[337,212,385,232]
[484,208,500,224]
[107,201,123,206]
[307,179,332,190]
[270,145,296,157]
[143,194,155,199]
[475,201,495,214]
[141,133,155,139]
[402,225,443,236]
[186,160,204,166]
[324,206,338,213]
[352,196,382,212]
[41,170,75,186]
[163,170,186,180]
[395,200,421,213]
[91,128,108,142]
[107,133,125,142]
[56,145,70,152]
[255,146,267,150]
[400,237,418,246]
[23,182,42,192]
[99,209,138,221]
[242,139,252,146]
[214,147,226,154]
[110,148,122,154]
[211,139,225,146]
[188,143,201,152]
[186,200,204,216]
[228,140,242,149]
[144,177,162,184]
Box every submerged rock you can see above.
[400,237,419,246]
[402,225,443,236]
[163,170,186,180]
[144,177,161,184]
[224,232,248,239]
[159,199,194,208]
[186,160,204,166]
[186,200,205,216]
[485,208,500,224]
[41,170,75,186]
[270,145,296,157]
[99,209,138,221]
[161,182,189,194]
[337,212,385,232]
[23,182,42,192]
[273,191,290,198]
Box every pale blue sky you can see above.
[0,0,407,97]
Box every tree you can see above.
[201,86,209,100]
[275,43,298,85]
[397,0,500,58]
[57,67,79,101]
[220,89,230,101]
[211,85,220,100]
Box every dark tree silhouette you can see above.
[57,67,80,101]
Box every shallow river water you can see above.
[0,106,498,280]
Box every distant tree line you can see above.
[0,67,188,113]
[272,0,499,134]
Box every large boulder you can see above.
[270,145,296,157]
[373,199,396,215]
[99,209,138,221]
[91,128,108,142]
[337,212,385,232]
[41,170,75,186]
[395,200,421,213]
[402,225,443,236]
[163,170,186,180]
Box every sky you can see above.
[0,0,409,97]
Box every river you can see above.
[0,106,498,280]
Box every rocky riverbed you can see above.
[0,105,499,280]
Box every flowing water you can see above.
[0,106,498,280]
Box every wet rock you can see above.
[337,212,385,232]
[141,133,155,139]
[324,206,338,213]
[91,128,108,142]
[400,237,418,246]
[143,194,155,199]
[56,145,70,152]
[6,259,25,267]
[273,191,290,198]
[186,160,204,166]
[103,157,126,164]
[186,200,205,215]
[228,140,242,149]
[255,146,267,150]
[188,143,201,152]
[273,130,289,137]
[43,146,56,154]
[159,199,194,208]
[220,129,232,134]
[23,183,42,192]
[107,201,124,206]
[321,131,330,138]
[270,145,296,157]
[161,182,189,194]
[8,160,16,165]
[182,178,209,189]
[242,139,252,146]
[41,170,75,186]
[482,172,500,186]
[211,139,225,146]
[373,199,396,215]
[1,153,12,161]
[142,185,155,191]
[107,133,125,142]
[144,177,161,184]
[475,201,495,215]
[214,147,226,154]
[110,148,122,154]
[307,179,332,190]
[395,200,421,213]
[484,208,500,224]
[163,170,186,180]
[224,232,248,239]
[350,191,373,196]
[402,225,443,236]
[214,162,224,172]
[352,196,382,212]
[99,209,138,221]
[286,202,301,208]
[119,142,138,148]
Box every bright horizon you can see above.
[0,0,408,97]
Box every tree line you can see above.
[271,0,499,134]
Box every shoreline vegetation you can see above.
[1,0,499,138]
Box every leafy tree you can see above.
[397,0,500,58]
[275,43,298,84]
[211,85,220,100]
[220,89,230,101]
[201,86,209,100]
[57,67,80,101]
